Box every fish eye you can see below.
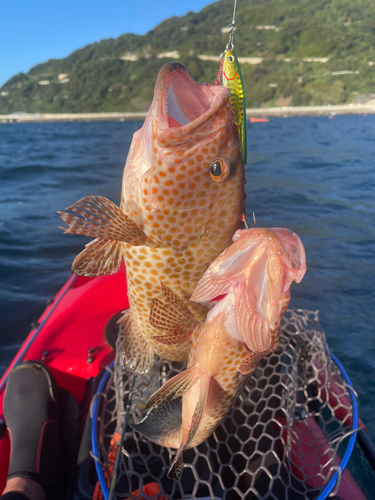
[209,159,230,183]
[227,55,234,62]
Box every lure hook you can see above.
[242,212,256,229]
[250,212,256,227]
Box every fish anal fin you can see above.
[117,308,131,324]
[119,313,154,374]
[145,366,197,410]
[58,195,150,247]
[71,238,124,276]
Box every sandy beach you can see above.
[1,103,375,123]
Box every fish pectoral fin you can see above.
[131,398,182,448]
[145,366,197,411]
[118,313,154,374]
[71,238,125,276]
[238,330,279,375]
[58,195,149,246]
[149,283,198,338]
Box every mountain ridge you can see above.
[2,0,375,113]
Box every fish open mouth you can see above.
[155,62,230,133]
[164,66,211,127]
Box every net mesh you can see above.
[93,309,355,500]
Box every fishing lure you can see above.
[215,0,247,164]
[222,49,247,164]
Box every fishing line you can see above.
[214,0,237,85]
[227,0,237,50]
[215,0,251,226]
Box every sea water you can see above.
[0,117,374,497]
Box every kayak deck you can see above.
[0,269,367,499]
[0,265,128,491]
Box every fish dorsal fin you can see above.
[59,195,151,247]
[145,366,197,410]
[71,238,125,276]
[118,310,154,374]
[149,283,198,338]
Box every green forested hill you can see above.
[2,0,375,113]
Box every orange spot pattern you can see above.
[116,69,245,366]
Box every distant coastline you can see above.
[1,104,375,123]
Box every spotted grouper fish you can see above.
[132,227,306,478]
[59,62,245,373]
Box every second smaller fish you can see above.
[132,227,306,478]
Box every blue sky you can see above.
[0,0,215,87]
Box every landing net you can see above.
[92,309,358,499]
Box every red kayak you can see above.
[0,265,128,493]
[0,265,372,499]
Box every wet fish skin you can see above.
[134,227,306,477]
[59,62,245,373]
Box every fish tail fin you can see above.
[131,398,182,448]
[168,376,211,479]
[58,195,151,275]
[150,282,198,344]
[138,371,211,479]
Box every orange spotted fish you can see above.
[133,227,306,478]
[59,62,245,373]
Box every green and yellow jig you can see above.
[215,0,247,164]
[222,49,247,164]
